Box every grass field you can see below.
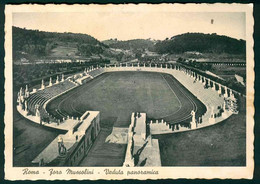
[47,71,205,127]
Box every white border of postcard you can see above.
[4,3,254,180]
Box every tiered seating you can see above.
[88,68,104,78]
[26,80,77,115]
[172,70,225,114]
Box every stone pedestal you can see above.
[222,111,228,119]
[209,117,215,124]
[191,121,196,129]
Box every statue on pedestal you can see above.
[35,104,40,117]
[25,85,28,93]
[190,110,196,129]
[222,101,229,118]
[209,106,215,124]
[210,106,214,118]
[41,79,45,89]
[17,92,20,103]
[20,87,23,96]
[49,77,52,86]
[56,75,59,84]
[61,74,64,82]
[24,100,28,115]
[218,85,222,95]
[58,136,67,155]
[224,86,228,98]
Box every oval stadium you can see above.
[15,64,246,167]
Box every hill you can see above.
[12,26,108,62]
[102,38,119,46]
[103,39,156,51]
[154,33,246,55]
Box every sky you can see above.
[13,11,246,41]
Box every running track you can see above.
[46,72,206,126]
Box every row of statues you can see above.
[183,67,237,100]
[104,63,176,69]
[151,101,231,133]
[84,66,98,74]
[41,74,65,89]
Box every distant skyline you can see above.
[13,11,246,41]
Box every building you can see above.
[32,111,100,166]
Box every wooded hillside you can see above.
[13,26,107,61]
[154,33,246,55]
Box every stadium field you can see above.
[47,71,206,128]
